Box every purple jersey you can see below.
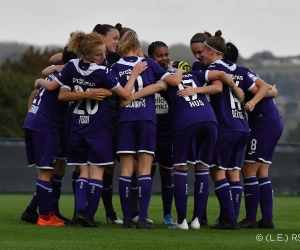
[23,72,68,133]
[207,59,254,132]
[166,71,217,130]
[55,59,119,137]
[192,60,207,72]
[110,56,170,124]
[241,66,281,127]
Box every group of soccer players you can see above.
[21,23,283,230]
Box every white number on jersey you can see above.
[178,79,197,102]
[73,85,99,115]
[229,80,242,110]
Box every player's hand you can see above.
[88,88,106,101]
[268,85,278,98]
[119,96,133,107]
[34,79,42,89]
[177,85,197,97]
[233,86,245,103]
[132,61,148,76]
[245,100,255,112]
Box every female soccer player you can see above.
[146,41,176,225]
[35,31,147,227]
[21,47,78,225]
[190,32,212,72]
[223,43,283,229]
[110,30,184,229]
[194,30,269,229]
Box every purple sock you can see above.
[160,175,174,216]
[36,179,52,216]
[138,175,152,220]
[193,169,209,220]
[86,179,103,220]
[174,169,188,224]
[119,176,132,219]
[258,177,273,220]
[75,177,89,211]
[215,178,236,221]
[243,176,259,221]
[52,174,63,215]
[71,171,80,195]
[28,192,38,211]
[229,181,242,219]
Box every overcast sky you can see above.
[0,0,298,58]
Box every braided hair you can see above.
[148,41,168,57]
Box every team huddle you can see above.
[20,23,283,230]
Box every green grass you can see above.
[1,194,300,250]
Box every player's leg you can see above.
[239,161,261,228]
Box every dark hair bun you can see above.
[215,30,222,37]
[115,23,122,31]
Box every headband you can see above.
[204,41,224,54]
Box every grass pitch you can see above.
[0,194,300,250]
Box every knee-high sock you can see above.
[36,179,52,216]
[119,176,132,219]
[75,177,89,211]
[215,178,236,221]
[174,170,188,224]
[52,174,63,215]
[102,172,114,216]
[86,179,103,220]
[138,175,152,220]
[193,169,209,220]
[258,177,273,220]
[229,181,243,219]
[161,175,174,216]
[243,176,260,221]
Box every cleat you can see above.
[201,214,208,226]
[21,207,38,224]
[188,217,200,230]
[105,212,123,224]
[163,214,174,225]
[75,210,98,227]
[132,215,153,224]
[122,218,133,228]
[169,219,189,230]
[37,214,65,226]
[56,214,78,225]
[210,218,239,230]
[257,219,275,229]
[136,218,155,229]
[239,218,258,228]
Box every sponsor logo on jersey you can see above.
[72,78,96,87]
[119,69,132,77]
[79,115,89,124]
[232,110,244,119]
[125,99,146,108]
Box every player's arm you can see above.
[58,87,105,102]
[163,69,184,86]
[120,81,167,107]
[177,80,222,97]
[112,61,148,99]
[42,65,65,76]
[245,78,270,112]
[49,53,62,64]
[207,70,245,102]
[28,89,39,111]
[35,78,60,91]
